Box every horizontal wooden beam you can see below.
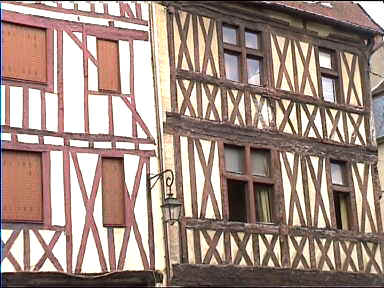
[2,10,148,41]
[175,70,369,115]
[164,113,378,163]
[2,125,155,145]
[171,264,384,287]
[183,218,384,242]
[2,271,163,287]
[2,1,148,26]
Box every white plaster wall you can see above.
[63,31,84,133]
[134,39,157,140]
[89,95,109,135]
[45,93,58,132]
[50,151,66,226]
[17,134,39,144]
[1,230,23,272]
[1,85,6,126]
[119,40,131,95]
[29,89,42,130]
[9,86,23,128]
[112,96,132,137]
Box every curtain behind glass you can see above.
[255,184,271,222]
[225,146,245,174]
[251,150,269,176]
[339,195,349,230]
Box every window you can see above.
[102,157,126,227]
[330,160,352,230]
[373,95,384,139]
[2,22,48,83]
[2,150,44,223]
[319,49,340,103]
[97,39,121,93]
[224,145,274,223]
[222,24,263,86]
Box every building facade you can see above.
[151,1,384,286]
[2,1,384,287]
[1,1,164,286]
[371,36,384,188]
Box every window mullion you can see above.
[245,145,256,223]
[239,24,247,84]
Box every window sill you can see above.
[2,77,53,93]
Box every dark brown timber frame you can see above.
[161,1,383,284]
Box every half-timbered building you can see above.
[1,1,164,286]
[151,1,384,286]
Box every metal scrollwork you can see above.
[149,169,175,191]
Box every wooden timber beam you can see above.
[164,113,378,163]
[171,264,384,287]
[2,271,163,287]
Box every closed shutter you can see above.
[3,150,43,223]
[97,39,121,92]
[102,158,125,226]
[2,22,47,83]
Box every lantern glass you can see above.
[161,195,182,224]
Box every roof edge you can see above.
[356,2,384,35]
[249,1,384,35]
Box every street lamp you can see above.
[148,169,182,225]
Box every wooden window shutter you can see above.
[2,150,43,223]
[97,39,121,92]
[2,22,47,83]
[102,158,126,226]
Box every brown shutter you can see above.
[97,39,121,92]
[2,22,47,83]
[102,158,125,226]
[2,150,43,223]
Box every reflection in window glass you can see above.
[331,162,346,185]
[251,150,269,176]
[247,58,261,85]
[223,25,237,45]
[225,53,240,82]
[224,145,245,174]
[373,95,384,138]
[245,31,259,49]
[322,76,336,102]
[319,50,332,69]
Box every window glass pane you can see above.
[224,145,245,174]
[225,53,240,82]
[319,50,332,69]
[334,192,349,230]
[251,149,269,176]
[247,58,261,86]
[339,195,349,230]
[223,25,237,45]
[373,95,384,138]
[255,184,272,223]
[245,31,259,49]
[322,76,336,102]
[331,162,346,185]
[228,180,247,222]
